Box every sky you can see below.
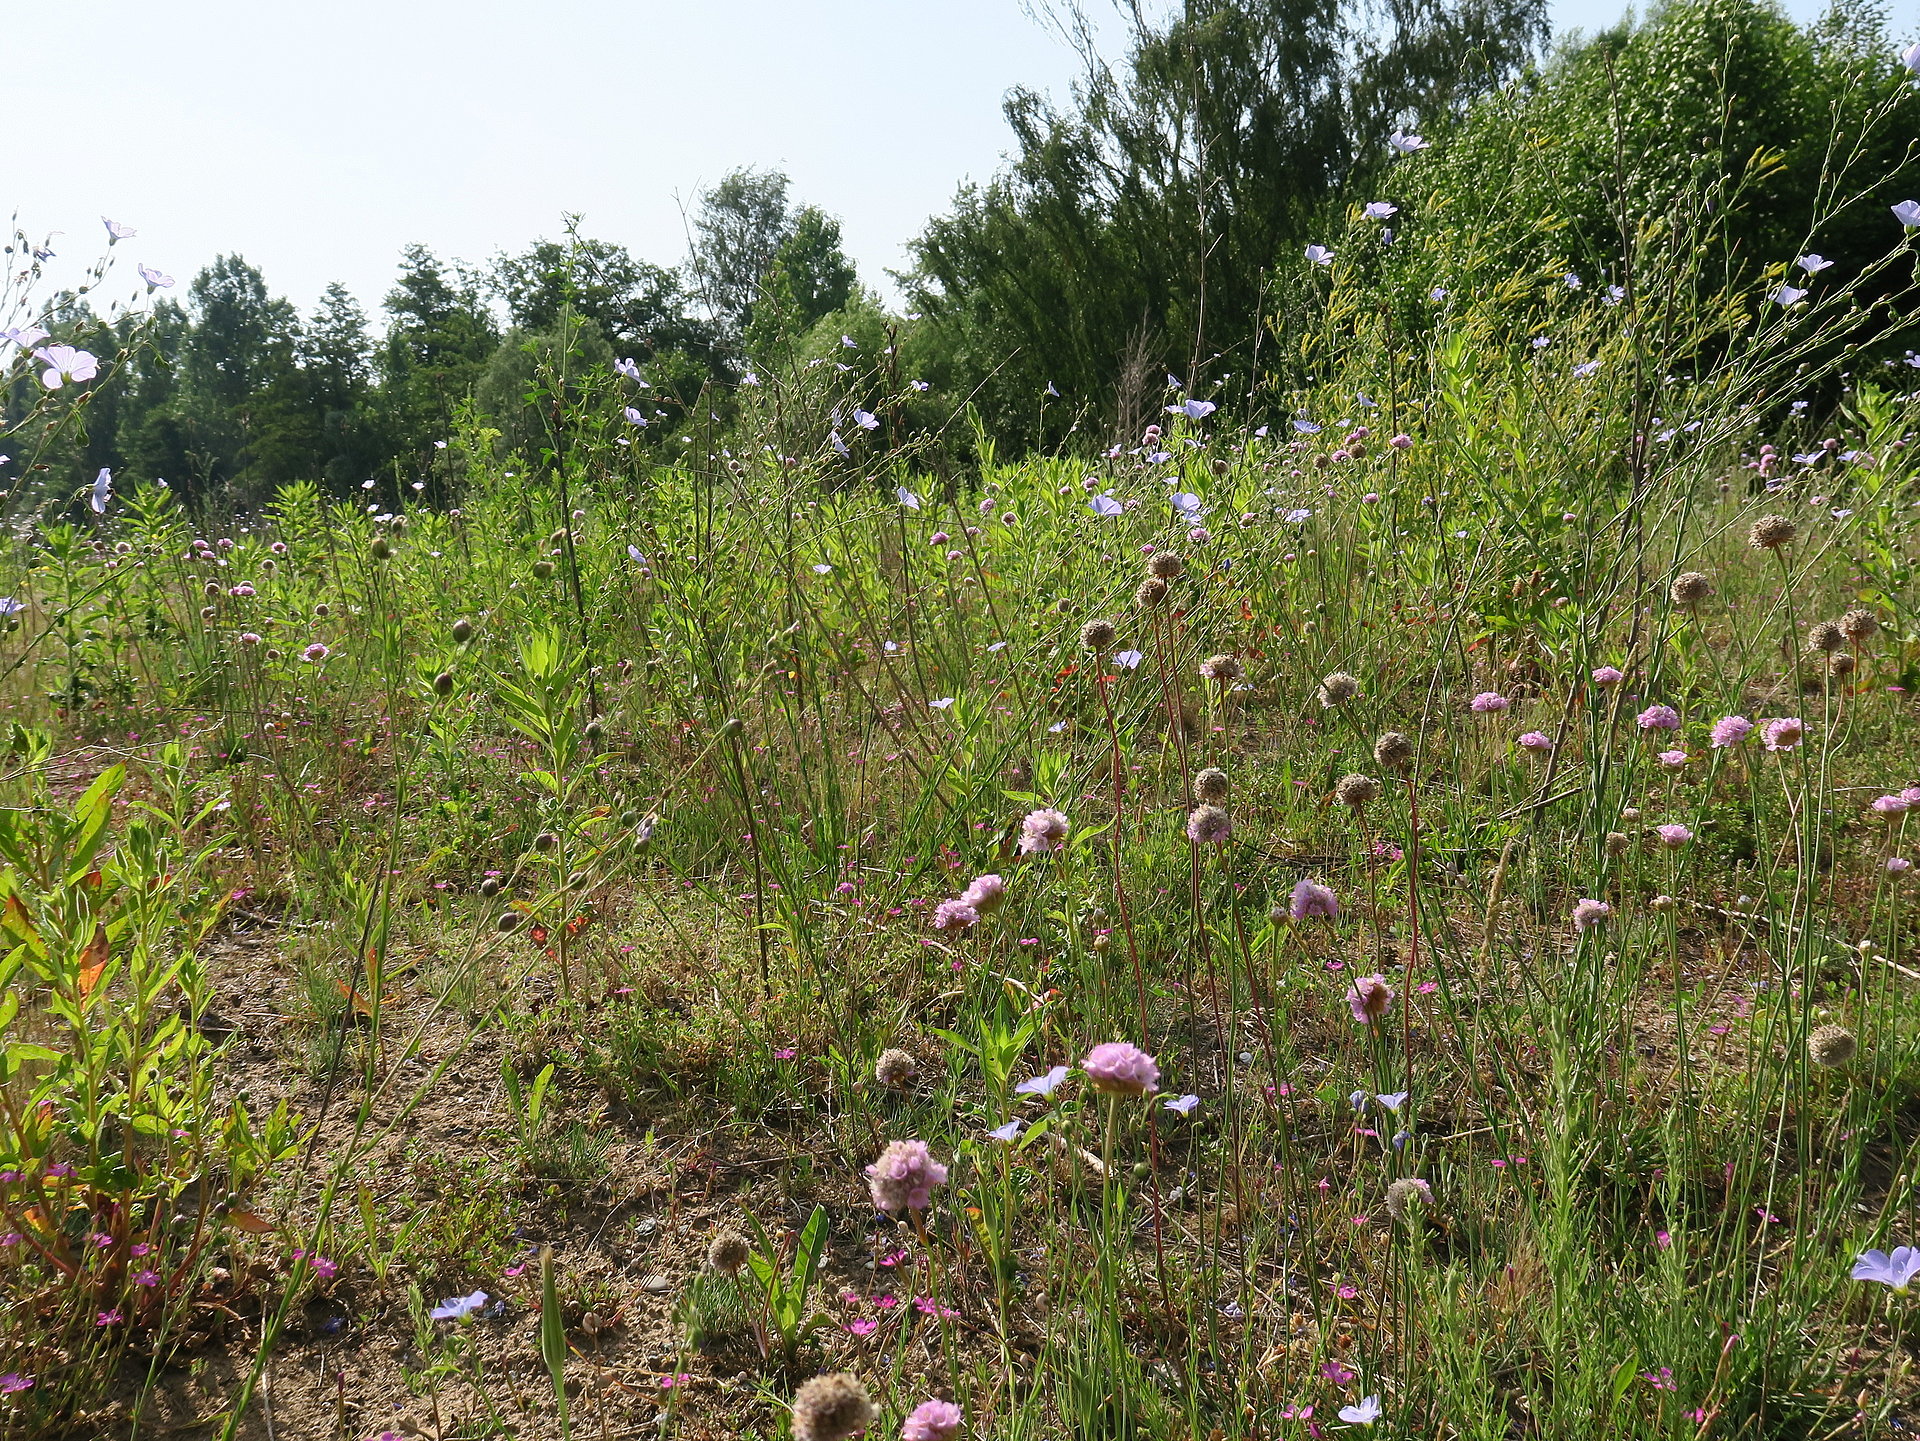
[9,0,1888,328]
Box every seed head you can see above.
[1319,672,1361,707]
[1335,773,1380,809]
[874,1048,918,1089]
[1841,608,1879,641]
[1808,620,1846,654]
[1605,832,1629,856]
[452,617,475,644]
[1198,653,1241,683]
[1748,514,1797,550]
[1193,766,1230,802]
[1373,731,1415,771]
[1079,618,1117,652]
[1186,804,1232,845]
[706,1229,751,1275]
[1146,551,1185,580]
[533,831,558,853]
[1670,571,1714,606]
[1808,1024,1856,1068]
[432,671,455,696]
[1384,1177,1434,1223]
[1829,653,1856,676]
[791,1373,877,1441]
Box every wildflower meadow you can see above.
[9,2,1920,1438]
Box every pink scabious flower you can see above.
[1517,731,1553,753]
[1655,824,1693,849]
[1290,877,1338,920]
[1890,857,1913,874]
[1572,898,1611,932]
[1637,704,1681,732]
[866,1140,949,1213]
[930,899,978,932]
[902,1399,963,1441]
[1186,805,1232,845]
[1710,715,1753,747]
[960,874,1006,914]
[1470,691,1509,713]
[1018,807,1070,854]
[1348,974,1395,1025]
[301,642,330,663]
[1082,1041,1160,1096]
[1871,795,1912,818]
[1389,433,1413,450]
[1591,665,1625,686]
[1657,749,1689,769]
[1761,717,1804,752]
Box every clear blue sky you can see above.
[10,0,1883,325]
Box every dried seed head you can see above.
[1808,620,1847,654]
[874,1048,918,1089]
[1384,1177,1435,1223]
[1335,773,1380,809]
[1193,767,1230,803]
[1840,608,1879,641]
[1605,831,1630,856]
[1669,571,1714,606]
[1185,804,1232,844]
[1373,731,1415,772]
[1808,1024,1856,1068]
[1829,652,1856,676]
[706,1229,751,1275]
[1079,618,1117,652]
[1198,653,1241,683]
[1319,672,1361,707]
[1134,576,1170,608]
[1146,551,1185,580]
[791,1373,877,1441]
[1747,513,1797,550]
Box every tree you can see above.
[493,230,710,361]
[689,168,794,354]
[380,244,499,473]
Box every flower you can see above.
[1290,878,1338,920]
[96,1310,124,1326]
[1167,398,1216,419]
[1871,795,1911,818]
[137,263,174,290]
[1198,653,1241,683]
[1164,1093,1200,1115]
[1637,704,1681,732]
[1363,202,1397,219]
[1385,1177,1433,1221]
[431,1290,489,1321]
[707,1229,751,1274]
[1772,285,1808,306]
[1651,823,1692,849]
[1894,200,1920,228]
[1186,805,1232,845]
[1082,1041,1160,1096]
[1348,974,1394,1025]
[1018,808,1070,855]
[1798,253,1834,274]
[791,1373,877,1441]
[1387,129,1430,154]
[1339,1396,1383,1426]
[961,874,1006,913]
[1016,1065,1069,1097]
[874,1049,917,1088]
[1572,898,1611,932]
[1853,1247,1920,1290]
[1305,244,1334,266]
[1517,731,1553,753]
[902,1399,963,1441]
[867,1141,948,1213]
[0,1374,32,1393]
[1318,672,1361,707]
[302,642,330,663]
[32,344,99,389]
[1592,665,1625,686]
[930,899,978,932]
[1761,717,1804,752]
[1470,691,1509,713]
[1657,749,1689,769]
[90,467,112,514]
[1710,715,1753,747]
[1889,857,1912,873]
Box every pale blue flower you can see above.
[1088,493,1123,517]
[136,264,173,290]
[1363,202,1397,220]
[1386,130,1429,155]
[1797,254,1833,274]
[89,467,111,514]
[1016,1065,1069,1097]
[895,486,921,509]
[989,1120,1021,1141]
[1893,200,1920,227]
[1339,1396,1382,1426]
[1164,1094,1200,1115]
[431,1291,489,1321]
[1854,1247,1920,1290]
[1772,285,1808,306]
[1113,649,1143,669]
[853,409,879,431]
[1305,244,1334,266]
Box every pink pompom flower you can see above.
[867,1140,949,1213]
[1018,808,1070,854]
[1348,974,1395,1025]
[1082,1041,1160,1096]
[1761,717,1804,752]
[1637,704,1681,732]
[1710,715,1753,748]
[902,1399,963,1441]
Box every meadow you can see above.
[7,187,1920,1441]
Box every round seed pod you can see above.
[1747,514,1796,550]
[1080,618,1117,652]
[1808,1024,1856,1068]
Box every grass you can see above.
[4,220,1920,1440]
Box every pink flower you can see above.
[866,1140,949,1213]
[1290,877,1338,919]
[302,642,330,663]
[1470,691,1509,713]
[133,1269,160,1287]
[1890,858,1913,874]
[960,874,1006,913]
[902,1399,963,1441]
[1082,1041,1160,1096]
[1710,715,1753,747]
[1637,704,1681,732]
[1572,898,1611,932]
[1517,731,1552,753]
[1348,974,1394,1025]
[1871,795,1911,817]
[1389,433,1413,449]
[1654,824,1692,848]
[931,899,978,932]
[1186,805,1232,844]
[1761,717,1804,752]
[1321,1360,1356,1384]
[1591,666,1625,686]
[1657,749,1689,769]
[1018,808,1070,855]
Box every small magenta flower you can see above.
[96,1309,124,1326]
[930,899,978,932]
[1853,1247,1920,1290]
[1762,717,1804,752]
[902,1399,963,1441]
[1710,715,1753,747]
[1082,1042,1160,1096]
[0,1373,31,1393]
[1290,878,1338,919]
[867,1140,949,1212]
[1655,824,1693,849]
[1470,691,1509,713]
[1572,898,1611,932]
[1637,704,1681,732]
[1592,666,1625,686]
[1348,974,1394,1025]
[1518,731,1552,753]
[1018,808,1070,855]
